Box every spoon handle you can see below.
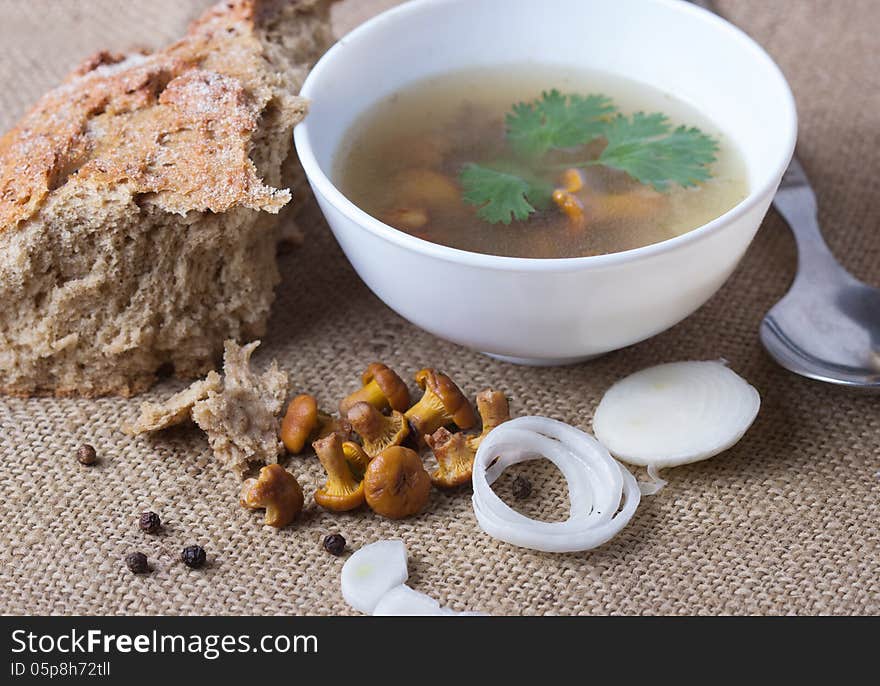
[772,161,846,278]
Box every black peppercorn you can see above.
[322,533,346,556]
[77,444,97,466]
[511,475,532,499]
[139,511,161,534]
[181,545,207,569]
[125,552,150,574]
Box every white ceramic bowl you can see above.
[294,0,796,365]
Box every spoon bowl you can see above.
[760,159,880,390]
[761,279,880,389]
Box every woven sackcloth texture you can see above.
[0,0,878,616]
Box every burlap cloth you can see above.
[1,0,877,616]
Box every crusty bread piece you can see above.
[123,371,223,436]
[191,340,288,479]
[0,0,334,397]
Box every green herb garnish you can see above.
[590,113,719,191]
[505,89,615,157]
[460,163,554,225]
[459,91,719,224]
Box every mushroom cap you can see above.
[362,363,411,412]
[414,368,477,430]
[314,480,365,512]
[280,394,320,454]
[240,464,304,528]
[347,403,410,458]
[426,427,475,488]
[364,446,431,519]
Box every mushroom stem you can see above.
[313,433,365,512]
[467,389,511,452]
[476,389,510,433]
[405,387,449,440]
[340,380,387,415]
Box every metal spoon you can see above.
[760,158,880,389]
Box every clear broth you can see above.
[334,65,749,259]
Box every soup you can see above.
[334,66,748,259]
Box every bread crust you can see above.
[0,1,320,229]
[0,0,334,397]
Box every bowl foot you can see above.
[482,352,604,367]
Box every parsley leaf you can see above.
[595,112,719,191]
[459,163,554,224]
[506,89,616,157]
[458,94,720,225]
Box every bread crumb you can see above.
[192,340,288,480]
[124,371,222,435]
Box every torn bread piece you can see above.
[124,371,223,436]
[0,0,335,397]
[192,340,288,479]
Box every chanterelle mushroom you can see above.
[466,389,511,452]
[426,428,474,488]
[347,402,410,458]
[312,433,365,512]
[426,390,510,489]
[364,446,431,519]
[339,363,411,416]
[280,394,320,454]
[240,464,304,528]
[404,369,476,444]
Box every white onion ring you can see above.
[471,416,640,553]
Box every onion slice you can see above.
[471,416,640,553]
[341,539,408,614]
[342,540,490,615]
[372,585,443,616]
[593,361,760,469]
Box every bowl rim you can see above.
[294,0,798,272]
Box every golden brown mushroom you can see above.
[342,441,372,479]
[466,389,511,452]
[346,402,410,458]
[338,363,411,416]
[364,445,432,519]
[552,188,586,230]
[312,433,365,512]
[394,168,459,207]
[425,427,474,488]
[239,464,304,528]
[280,394,319,454]
[404,368,477,445]
[381,207,429,231]
[425,390,510,489]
